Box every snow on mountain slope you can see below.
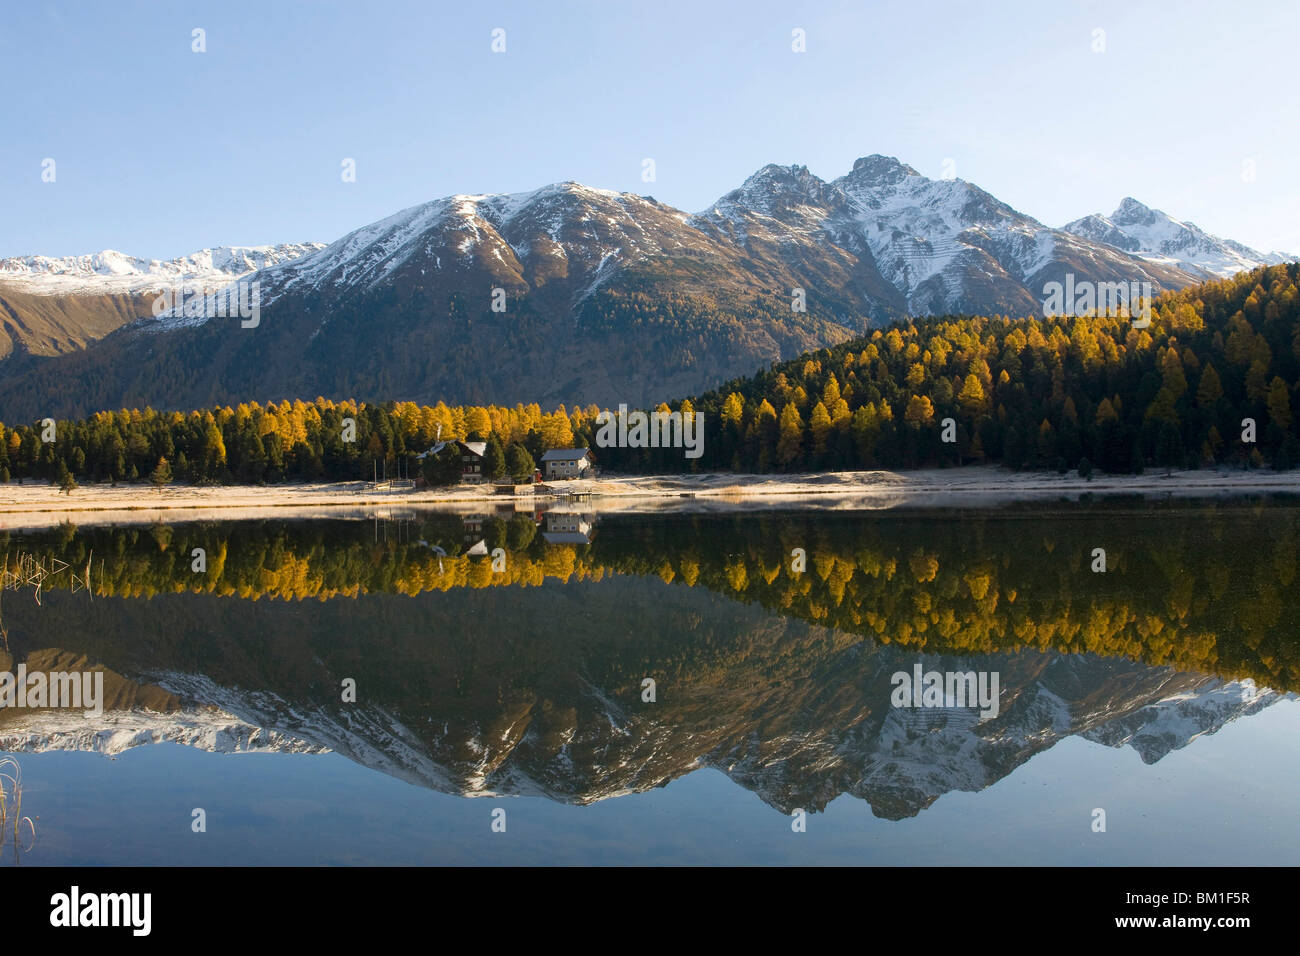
[694,156,1197,320]
[697,163,845,239]
[837,155,1030,287]
[0,651,1282,819]
[690,162,904,321]
[1063,198,1290,280]
[140,159,1207,338]
[0,243,326,295]
[9,163,1285,324]
[830,156,1196,316]
[0,704,326,757]
[1082,676,1279,763]
[717,651,1287,819]
[240,183,705,310]
[141,179,841,343]
[124,161,1263,338]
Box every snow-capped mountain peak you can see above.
[845,153,923,186]
[233,181,680,309]
[1115,196,1153,218]
[0,243,326,295]
[727,163,836,208]
[1062,199,1287,280]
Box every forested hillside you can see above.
[0,264,1297,483]
[668,262,1300,474]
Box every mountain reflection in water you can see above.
[0,500,1295,824]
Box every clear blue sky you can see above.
[3,0,1297,260]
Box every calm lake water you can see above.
[1,497,1297,865]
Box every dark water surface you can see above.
[1,498,1297,865]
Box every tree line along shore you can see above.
[1,263,1298,491]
